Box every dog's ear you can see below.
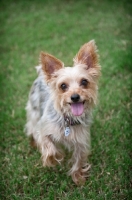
[73,40,99,69]
[40,52,64,80]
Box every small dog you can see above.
[25,40,101,185]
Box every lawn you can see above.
[0,0,131,199]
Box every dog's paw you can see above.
[71,164,91,185]
[42,151,64,167]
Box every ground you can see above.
[0,0,131,199]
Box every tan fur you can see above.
[25,40,101,185]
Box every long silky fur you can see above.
[25,40,101,185]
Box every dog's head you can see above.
[41,40,101,117]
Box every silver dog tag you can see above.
[64,127,70,137]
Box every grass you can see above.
[0,0,132,199]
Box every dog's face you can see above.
[41,40,101,116]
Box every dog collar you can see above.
[64,116,81,126]
[64,115,81,137]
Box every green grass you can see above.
[0,0,132,199]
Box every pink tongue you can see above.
[71,102,84,116]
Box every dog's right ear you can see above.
[40,52,64,80]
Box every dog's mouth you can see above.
[69,101,85,116]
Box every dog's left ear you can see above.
[73,40,99,69]
[40,52,64,80]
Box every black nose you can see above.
[71,94,80,102]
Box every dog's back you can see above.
[25,69,49,137]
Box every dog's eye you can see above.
[81,79,88,87]
[60,83,67,91]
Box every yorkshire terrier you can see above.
[25,40,101,185]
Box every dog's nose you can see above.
[71,94,80,102]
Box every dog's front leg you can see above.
[37,135,64,167]
[68,144,91,185]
